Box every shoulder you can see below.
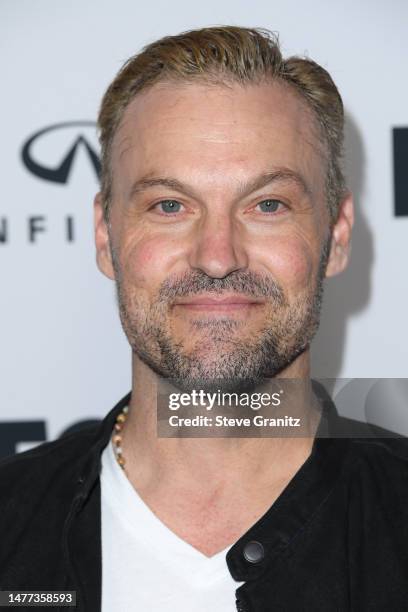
[0,425,100,501]
[332,413,408,466]
[320,411,408,498]
[348,435,408,472]
[333,414,408,461]
[341,429,408,505]
[0,392,129,506]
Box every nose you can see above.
[188,210,249,278]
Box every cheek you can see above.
[260,236,315,293]
[121,236,171,287]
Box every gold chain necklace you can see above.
[112,405,129,471]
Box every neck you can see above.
[122,352,318,493]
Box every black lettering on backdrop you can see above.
[1,215,79,244]
[66,215,75,242]
[393,127,408,217]
[0,422,46,459]
[0,218,8,243]
[29,216,46,242]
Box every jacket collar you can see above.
[74,391,131,504]
[65,392,132,612]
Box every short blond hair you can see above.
[97,26,346,224]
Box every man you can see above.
[0,26,407,612]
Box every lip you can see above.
[174,295,264,306]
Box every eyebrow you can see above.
[128,167,313,202]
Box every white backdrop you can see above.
[1,0,407,454]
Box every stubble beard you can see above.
[111,243,330,395]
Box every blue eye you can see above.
[155,200,182,214]
[257,199,283,213]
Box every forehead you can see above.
[111,79,326,193]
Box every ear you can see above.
[94,193,115,280]
[325,192,354,278]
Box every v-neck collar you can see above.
[101,438,233,585]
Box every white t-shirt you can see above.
[100,438,244,611]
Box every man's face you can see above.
[95,79,343,393]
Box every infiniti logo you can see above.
[21,121,101,184]
[0,121,102,245]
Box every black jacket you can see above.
[1,390,408,612]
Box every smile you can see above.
[175,302,263,312]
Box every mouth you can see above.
[173,294,265,312]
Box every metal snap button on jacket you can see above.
[243,540,264,563]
